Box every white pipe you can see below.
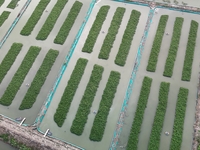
[43,129,49,137]
[19,118,26,126]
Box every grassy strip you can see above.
[82,6,110,53]
[163,17,183,77]
[90,71,120,141]
[36,0,68,40]
[0,11,11,27]
[0,43,22,84]
[54,1,82,45]
[20,0,51,36]
[54,58,88,127]
[115,10,141,66]
[7,0,18,9]
[0,46,40,106]
[148,82,170,150]
[181,20,198,81]
[126,76,152,150]
[0,0,4,7]
[70,64,104,135]
[98,7,125,59]
[146,15,168,72]
[19,49,59,110]
[170,88,188,150]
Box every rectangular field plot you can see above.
[118,8,200,150]
[39,2,149,150]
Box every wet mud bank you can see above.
[193,73,200,150]
[0,116,79,150]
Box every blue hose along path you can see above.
[109,7,155,150]
[0,0,32,48]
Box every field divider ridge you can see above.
[109,8,155,150]
[0,0,32,48]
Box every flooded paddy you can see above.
[39,1,149,150]
[0,0,92,124]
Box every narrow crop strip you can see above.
[70,64,104,135]
[20,0,51,36]
[0,0,4,7]
[0,46,41,106]
[98,7,125,60]
[54,1,82,45]
[19,49,59,110]
[7,0,18,9]
[170,88,188,150]
[163,17,183,77]
[0,43,22,84]
[36,0,68,40]
[54,58,88,127]
[82,6,110,53]
[148,82,170,150]
[115,10,141,66]
[146,15,168,72]
[181,20,198,81]
[90,71,120,141]
[0,11,11,27]
[126,76,152,150]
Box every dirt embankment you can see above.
[0,116,80,150]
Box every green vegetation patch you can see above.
[0,46,40,106]
[0,0,5,7]
[163,17,183,77]
[127,76,152,150]
[0,43,22,84]
[20,0,51,36]
[90,71,120,141]
[148,82,170,150]
[170,88,188,150]
[181,20,198,81]
[19,49,59,110]
[82,6,110,53]
[36,0,68,40]
[70,64,104,135]
[115,10,141,66]
[54,1,82,45]
[146,15,168,72]
[0,11,11,27]
[7,0,18,9]
[98,7,125,59]
[54,58,88,127]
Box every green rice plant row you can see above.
[36,0,68,40]
[126,76,152,150]
[54,1,82,45]
[19,49,59,110]
[148,82,170,150]
[0,46,41,106]
[70,64,104,135]
[115,10,141,66]
[0,43,22,84]
[170,88,188,150]
[98,7,125,59]
[146,15,168,72]
[0,0,4,7]
[0,11,11,27]
[82,6,110,53]
[20,0,51,36]
[163,17,183,77]
[90,71,120,141]
[181,20,198,81]
[7,0,18,9]
[54,58,88,127]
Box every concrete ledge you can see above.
[0,116,79,150]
